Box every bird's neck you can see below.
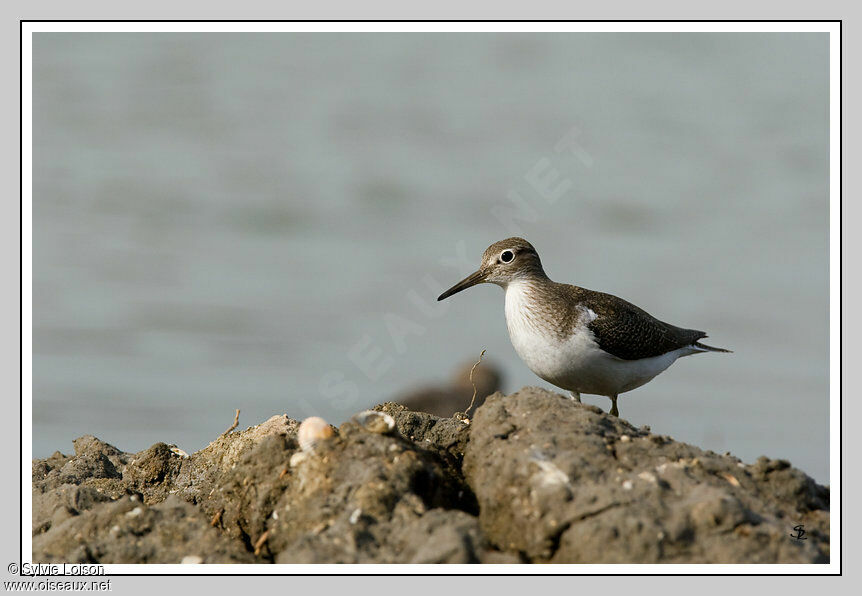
[503,275,575,344]
[503,276,555,324]
[502,273,553,297]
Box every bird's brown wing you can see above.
[574,287,706,361]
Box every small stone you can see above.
[638,472,657,484]
[289,452,308,467]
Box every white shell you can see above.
[297,416,335,453]
[169,446,190,459]
[350,410,395,434]
[289,451,308,467]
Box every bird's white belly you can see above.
[504,286,685,396]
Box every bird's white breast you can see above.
[503,280,685,396]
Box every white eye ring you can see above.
[500,250,514,263]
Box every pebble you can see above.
[638,471,657,484]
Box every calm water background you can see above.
[32,33,830,482]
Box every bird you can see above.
[437,237,730,417]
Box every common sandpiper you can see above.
[437,237,730,417]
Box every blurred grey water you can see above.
[32,33,830,482]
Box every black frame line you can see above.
[18,18,842,578]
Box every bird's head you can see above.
[437,237,545,301]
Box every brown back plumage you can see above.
[565,285,707,360]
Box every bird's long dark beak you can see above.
[437,269,487,301]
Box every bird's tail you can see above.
[693,341,733,353]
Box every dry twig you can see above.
[219,409,241,438]
[719,472,741,487]
[210,508,223,527]
[455,349,486,419]
[253,530,270,556]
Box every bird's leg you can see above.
[569,391,581,403]
[609,395,619,417]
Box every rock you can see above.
[59,453,120,484]
[199,433,294,556]
[31,387,829,564]
[266,414,481,563]
[32,485,115,536]
[172,414,299,505]
[462,388,829,563]
[31,438,134,537]
[395,510,486,564]
[32,495,254,564]
[374,402,474,486]
[122,443,183,503]
[72,436,128,470]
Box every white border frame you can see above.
[21,20,841,575]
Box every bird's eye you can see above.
[500,250,514,263]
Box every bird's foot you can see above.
[569,391,581,403]
[609,395,619,417]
